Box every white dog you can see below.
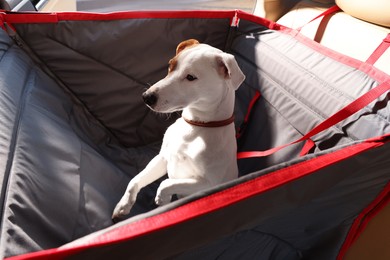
[112,39,245,220]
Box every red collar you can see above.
[183,115,235,127]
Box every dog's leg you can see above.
[112,154,167,221]
[155,178,209,206]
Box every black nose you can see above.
[142,92,158,107]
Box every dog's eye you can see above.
[186,74,197,81]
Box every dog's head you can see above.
[142,39,245,113]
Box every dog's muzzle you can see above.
[142,92,158,107]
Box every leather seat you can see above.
[255,0,390,75]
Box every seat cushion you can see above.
[277,0,390,75]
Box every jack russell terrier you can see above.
[112,39,245,221]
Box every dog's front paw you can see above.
[112,195,135,223]
[112,203,131,223]
[155,179,174,206]
[155,193,171,206]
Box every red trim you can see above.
[2,10,236,23]
[337,182,390,260]
[366,33,390,65]
[6,136,387,260]
[2,9,389,81]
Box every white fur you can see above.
[112,41,245,220]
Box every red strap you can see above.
[366,34,390,65]
[244,91,261,122]
[297,5,341,31]
[236,91,261,139]
[237,80,390,159]
[299,138,316,156]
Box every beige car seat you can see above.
[255,0,390,75]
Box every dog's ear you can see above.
[176,39,200,55]
[216,53,245,90]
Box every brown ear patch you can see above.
[176,39,200,55]
[168,39,200,73]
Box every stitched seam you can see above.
[0,55,34,241]
[46,35,148,87]
[12,30,126,147]
[241,32,390,124]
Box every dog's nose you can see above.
[142,92,158,107]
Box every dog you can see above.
[112,39,245,221]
